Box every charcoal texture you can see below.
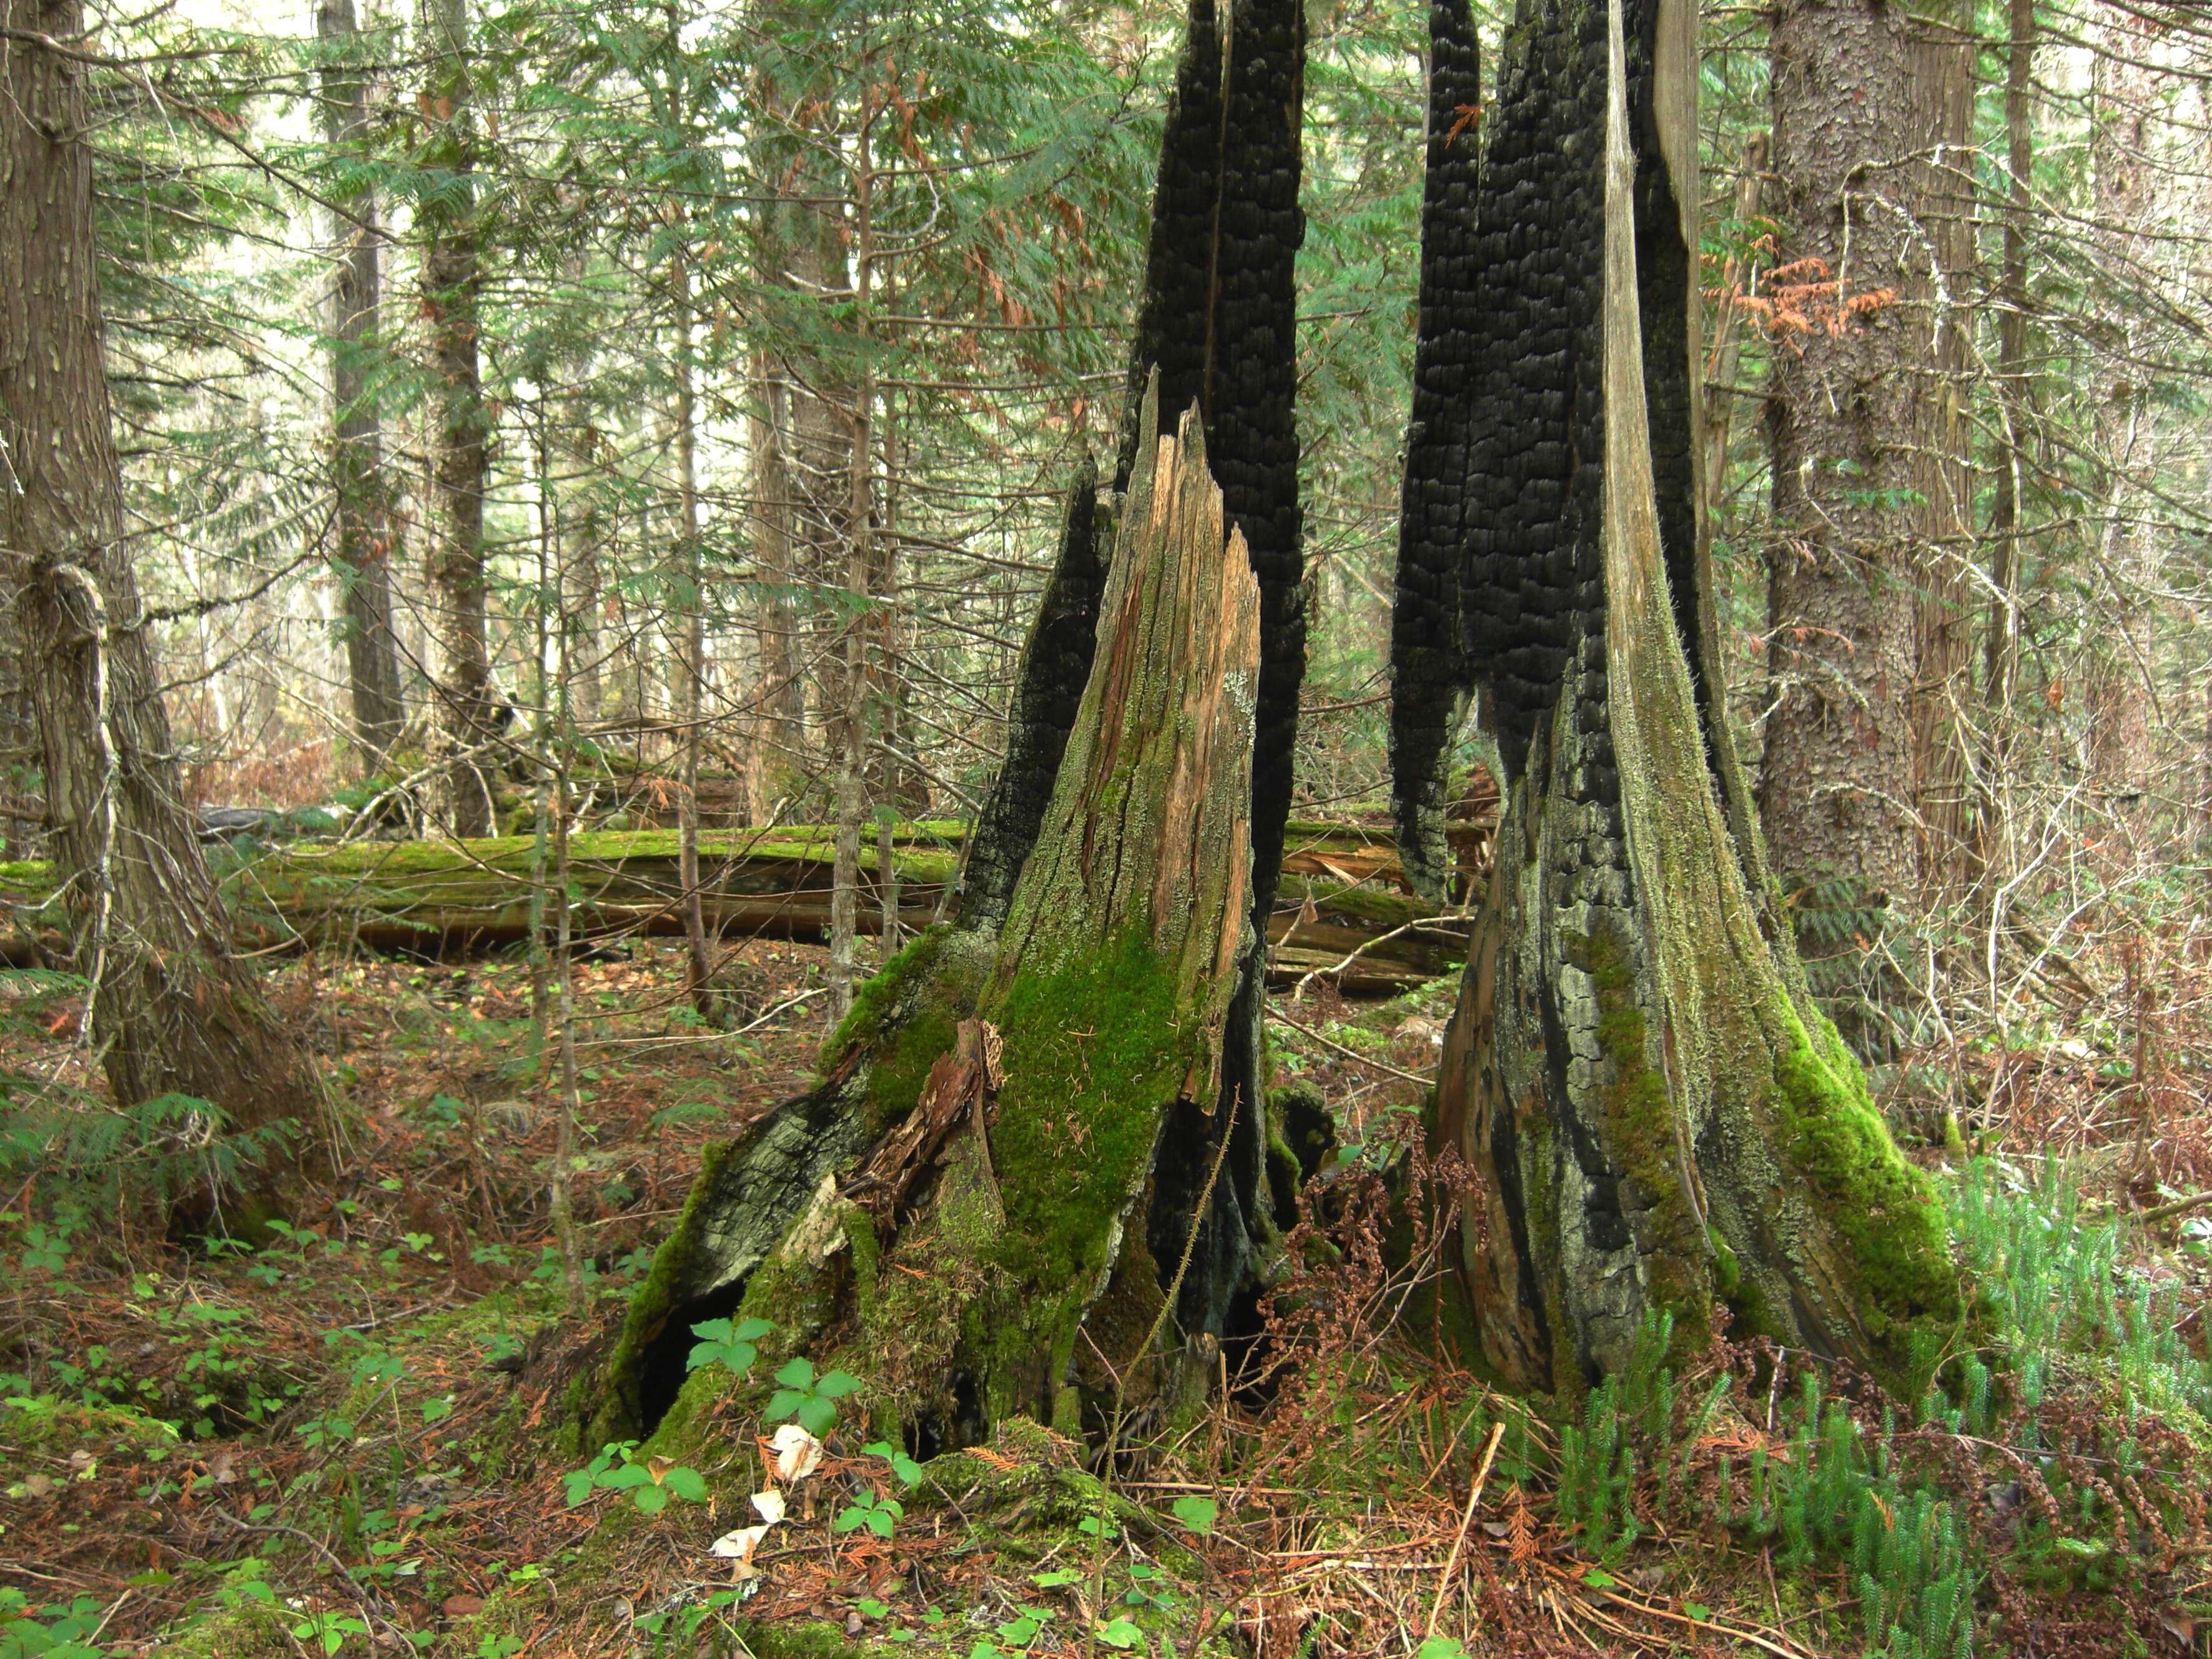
[1113,0,1223,495]
[1398,0,1699,791]
[1388,0,1483,903]
[957,462,1106,933]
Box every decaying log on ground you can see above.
[1,820,1481,989]
[0,831,956,959]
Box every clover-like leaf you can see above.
[1170,1494,1218,1534]
[773,1356,816,1389]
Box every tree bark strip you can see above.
[318,0,405,770]
[421,0,496,836]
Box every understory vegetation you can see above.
[2,939,2207,1657]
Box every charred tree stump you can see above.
[1416,0,1960,1394]
[583,390,1263,1452]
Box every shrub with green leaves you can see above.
[766,1357,859,1435]
[562,1440,708,1515]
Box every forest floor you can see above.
[1,937,2209,1658]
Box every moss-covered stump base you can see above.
[581,391,1279,1460]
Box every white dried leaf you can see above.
[769,1423,823,1481]
[709,1523,773,1563]
[751,1486,786,1525]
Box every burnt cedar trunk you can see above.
[1388,0,1483,908]
[1411,0,1960,1395]
[583,389,1268,1453]
[0,1,325,1215]
[585,0,1310,1455]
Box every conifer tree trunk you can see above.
[1759,0,1974,923]
[558,249,604,733]
[1,0,323,1212]
[1415,0,1958,1393]
[318,0,405,771]
[1907,3,1978,896]
[420,0,496,835]
[669,243,715,1015]
[1980,0,2034,873]
[746,356,804,820]
[2083,14,2162,831]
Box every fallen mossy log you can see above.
[0,826,1471,988]
[0,830,954,960]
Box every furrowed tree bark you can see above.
[669,240,716,1019]
[1,1,325,1218]
[1759,0,1978,958]
[1389,0,1481,909]
[1980,0,2033,877]
[583,389,1260,1450]
[1906,1,1978,898]
[745,354,805,821]
[1418,0,1958,1394]
[318,0,405,772]
[420,0,496,836]
[2083,12,2162,834]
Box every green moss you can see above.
[1574,927,1714,1358]
[729,1622,874,1659]
[584,1137,742,1445]
[1773,1015,1961,1361]
[1280,880,1428,930]
[977,931,1189,1399]
[817,926,952,1069]
[138,1603,291,1659]
[815,926,993,1131]
[1707,1226,1741,1298]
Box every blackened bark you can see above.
[1390,0,1482,905]
[318,0,405,770]
[1210,0,1306,928]
[1112,0,1223,495]
[1,1,323,1210]
[957,462,1107,933]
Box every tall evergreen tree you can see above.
[2,0,324,1217]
